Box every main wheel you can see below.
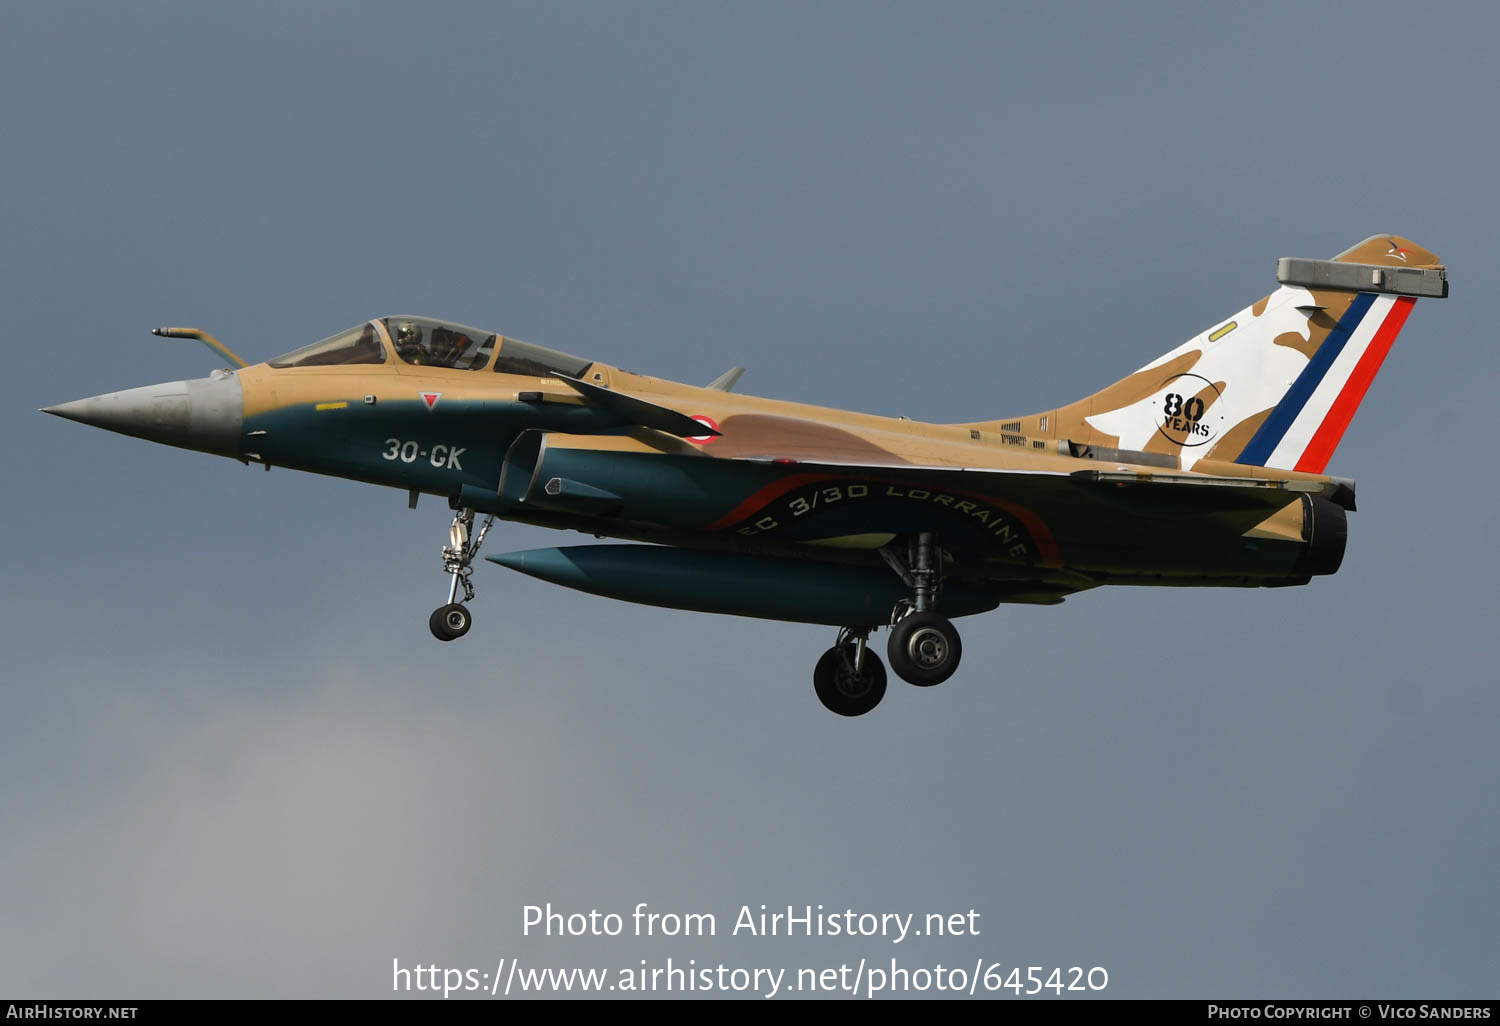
[813,644,887,716]
[887,611,961,687]
[429,603,472,641]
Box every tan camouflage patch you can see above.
[1271,289,1354,358]
[1271,329,1322,361]
[1205,407,1274,463]
[1243,502,1306,542]
[1084,351,1199,416]
[711,414,914,465]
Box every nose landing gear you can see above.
[430,507,494,641]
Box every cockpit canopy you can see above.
[268,317,593,377]
[268,322,385,368]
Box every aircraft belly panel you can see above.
[497,446,1329,583]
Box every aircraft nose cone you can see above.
[43,371,244,457]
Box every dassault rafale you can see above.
[44,235,1448,715]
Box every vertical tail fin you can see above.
[989,235,1446,473]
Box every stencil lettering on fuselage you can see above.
[721,479,1039,561]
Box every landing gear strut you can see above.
[429,507,494,641]
[809,532,965,714]
[882,531,962,687]
[813,627,887,716]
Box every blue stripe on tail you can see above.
[1236,292,1375,467]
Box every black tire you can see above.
[429,603,471,641]
[887,611,961,687]
[813,644,887,717]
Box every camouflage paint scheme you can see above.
[56,235,1445,625]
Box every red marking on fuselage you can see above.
[700,470,1062,566]
[687,415,720,444]
[702,473,829,530]
[421,392,442,410]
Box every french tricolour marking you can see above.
[687,415,719,444]
[1263,294,1396,470]
[1237,293,1414,471]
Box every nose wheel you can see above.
[429,507,494,642]
[429,603,472,641]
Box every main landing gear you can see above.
[813,628,887,717]
[429,506,495,641]
[887,611,962,688]
[811,531,963,716]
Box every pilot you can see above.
[394,321,426,365]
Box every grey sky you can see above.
[3,1,1497,999]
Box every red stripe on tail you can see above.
[1294,296,1415,473]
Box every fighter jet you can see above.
[44,235,1448,715]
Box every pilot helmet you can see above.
[394,322,421,346]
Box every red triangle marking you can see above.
[421,392,442,410]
